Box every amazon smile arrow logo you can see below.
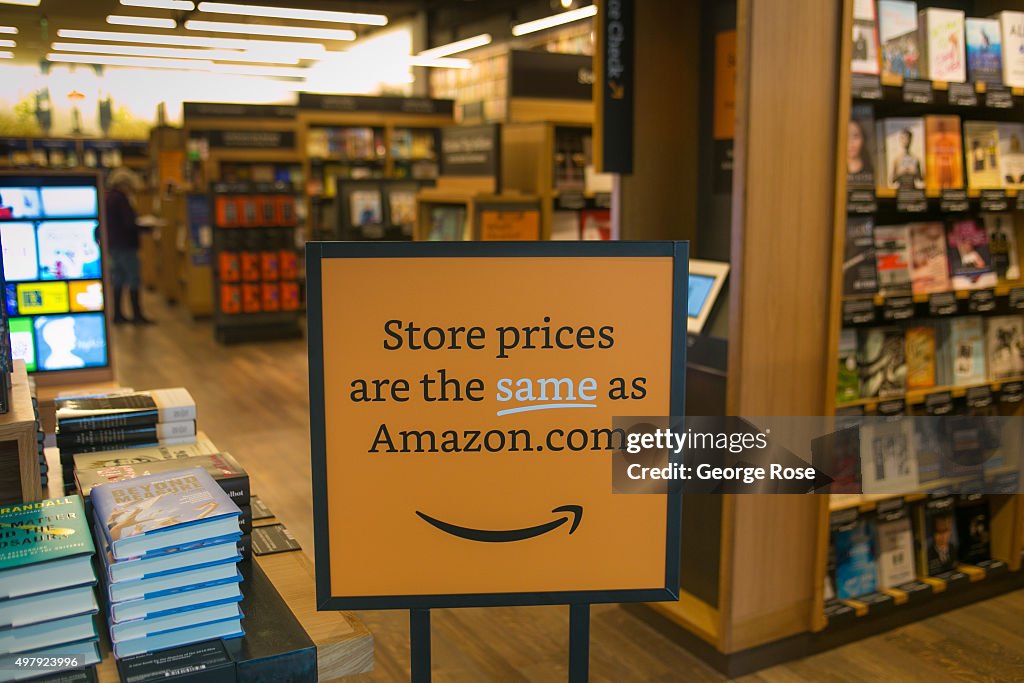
[416,505,583,543]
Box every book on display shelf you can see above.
[832,512,878,600]
[860,416,919,494]
[72,434,219,470]
[837,329,860,404]
[917,495,959,576]
[951,316,987,386]
[924,116,964,192]
[874,507,917,588]
[852,0,881,75]
[996,123,1024,191]
[909,221,951,294]
[848,104,876,190]
[858,327,906,398]
[878,118,926,191]
[878,0,921,80]
[947,219,997,291]
[55,388,196,432]
[955,494,991,564]
[56,421,196,449]
[994,11,1024,88]
[844,216,879,295]
[963,122,1003,191]
[918,8,966,83]
[983,213,1020,281]
[984,315,1024,379]
[906,325,937,390]
[965,17,1003,86]
[874,224,912,294]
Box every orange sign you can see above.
[308,242,686,609]
[713,31,737,141]
[478,209,540,241]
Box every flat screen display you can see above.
[688,274,716,318]
[0,175,108,374]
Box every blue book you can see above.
[112,602,242,643]
[102,536,242,584]
[107,560,242,604]
[112,611,243,659]
[0,496,96,599]
[92,467,241,560]
[7,639,101,681]
[0,584,98,629]
[966,18,1002,85]
[834,517,879,599]
[112,580,242,624]
[0,612,97,655]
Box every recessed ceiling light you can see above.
[56,29,327,56]
[511,5,597,36]
[107,15,177,29]
[121,0,194,10]
[0,27,19,35]
[417,33,491,60]
[52,41,300,65]
[196,3,386,26]
[184,20,356,41]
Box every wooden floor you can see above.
[107,293,1024,682]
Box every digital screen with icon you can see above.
[0,175,108,374]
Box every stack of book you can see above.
[91,468,245,659]
[0,496,102,679]
[54,388,199,495]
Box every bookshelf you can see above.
[0,361,40,503]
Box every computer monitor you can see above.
[687,259,729,334]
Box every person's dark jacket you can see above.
[105,188,140,250]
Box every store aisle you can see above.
[109,293,1024,683]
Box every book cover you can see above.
[906,325,937,389]
[955,494,990,563]
[77,452,250,507]
[848,104,876,189]
[860,416,919,493]
[983,212,1020,281]
[387,190,417,228]
[112,611,243,660]
[55,389,196,432]
[880,118,926,190]
[858,327,907,398]
[963,121,1003,189]
[843,216,879,295]
[879,0,921,79]
[852,0,881,75]
[57,421,196,449]
[934,319,954,386]
[909,221,951,293]
[996,11,1024,88]
[832,514,878,599]
[918,495,959,576]
[918,8,966,82]
[947,219,998,290]
[966,17,1003,85]
[348,190,382,227]
[874,224,912,293]
[985,315,1024,379]
[837,329,860,404]
[811,424,862,493]
[116,640,233,683]
[0,496,94,573]
[111,601,241,645]
[924,115,964,191]
[875,512,917,588]
[0,584,97,630]
[92,468,242,561]
[996,122,1024,190]
[913,417,946,483]
[0,612,97,656]
[951,316,987,385]
[111,580,242,624]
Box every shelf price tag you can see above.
[842,298,876,325]
[896,581,934,601]
[980,190,1009,212]
[966,385,994,409]
[925,391,953,415]
[1010,288,1024,310]
[882,295,914,321]
[928,291,958,316]
[594,193,612,209]
[847,188,877,214]
[939,189,969,213]
[968,288,996,313]
[556,191,585,211]
[1017,192,1024,212]
[999,381,1024,403]
[984,86,1013,109]
[835,405,866,417]
[896,188,927,212]
[877,399,906,415]
[852,73,884,100]
[875,496,905,516]
[902,79,933,104]
[947,82,978,107]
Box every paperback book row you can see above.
[216,229,301,315]
[826,494,1009,614]
[848,108,1024,194]
[837,315,1024,402]
[213,190,298,229]
[843,214,1020,297]
[852,2,1023,87]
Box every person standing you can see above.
[105,167,153,324]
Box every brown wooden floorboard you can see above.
[106,293,1024,682]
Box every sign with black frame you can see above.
[307,241,686,615]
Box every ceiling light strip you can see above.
[107,15,177,29]
[0,27,19,35]
[121,0,194,10]
[56,29,326,56]
[0,39,15,48]
[196,2,386,26]
[46,52,307,79]
[416,33,491,60]
[408,56,471,69]
[52,41,299,65]
[184,20,355,41]
[0,0,40,6]
[511,5,597,37]
[0,50,13,58]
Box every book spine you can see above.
[57,422,196,449]
[218,474,250,508]
[57,410,160,434]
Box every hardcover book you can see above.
[909,221,951,293]
[983,212,1020,281]
[0,612,97,656]
[879,0,921,79]
[918,8,966,82]
[0,496,96,600]
[91,468,242,560]
[77,452,250,507]
[995,11,1024,88]
[55,389,196,433]
[112,610,243,660]
[924,115,964,191]
[963,121,1003,190]
[110,578,242,624]
[996,123,1024,190]
[98,535,242,584]
[848,105,876,189]
[955,494,990,563]
[110,601,241,645]
[832,514,878,599]
[918,495,959,576]
[985,315,1024,379]
[57,421,196,449]
[966,17,1003,85]
[879,118,926,190]
[875,511,917,588]
[0,584,97,629]
[852,0,881,75]
[837,329,860,404]
[947,219,997,290]
[874,224,912,293]
[843,216,879,295]
[106,563,242,605]
[858,327,907,398]
[906,325,937,389]
[61,434,199,457]
[860,416,919,494]
[72,435,219,471]
[951,316,987,385]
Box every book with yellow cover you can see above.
[924,115,964,192]
[906,325,937,389]
[963,121,1002,190]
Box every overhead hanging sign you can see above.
[182,102,296,119]
[507,51,593,101]
[307,241,687,610]
[596,0,634,173]
[190,130,296,150]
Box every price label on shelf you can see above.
[842,298,876,325]
[968,288,996,313]
[835,405,866,417]
[1017,192,1024,212]
[882,296,914,321]
[896,581,933,601]
[875,496,905,516]
[1009,288,1024,310]
[594,193,612,209]
[556,191,585,211]
[877,399,906,415]
[902,79,933,104]
[999,381,1024,403]
[925,391,954,415]
[928,291,958,316]
[966,385,994,409]
[852,73,884,100]
[847,188,877,214]
[896,188,927,212]
[939,189,969,213]
[984,86,1013,109]
[980,190,1009,212]
[947,82,978,107]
